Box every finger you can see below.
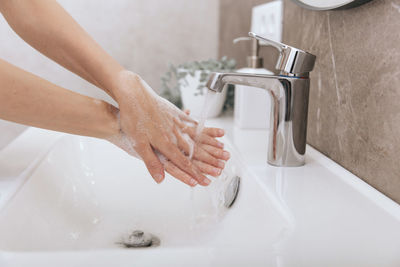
[184,109,190,115]
[136,143,165,184]
[155,139,211,186]
[174,117,224,148]
[202,127,225,137]
[201,144,231,161]
[195,130,225,148]
[193,160,222,177]
[178,111,198,125]
[174,127,225,168]
[174,117,224,138]
[163,161,199,187]
[173,126,195,158]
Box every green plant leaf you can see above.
[159,57,236,110]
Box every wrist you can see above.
[93,100,121,139]
[91,62,125,99]
[108,70,143,102]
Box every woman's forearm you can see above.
[0,0,124,98]
[0,59,119,139]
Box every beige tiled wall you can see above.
[218,0,278,71]
[219,0,400,203]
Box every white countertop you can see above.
[207,115,400,266]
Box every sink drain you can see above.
[117,230,160,248]
[224,176,240,208]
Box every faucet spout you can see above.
[206,72,310,167]
[207,72,281,92]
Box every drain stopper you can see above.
[122,230,153,248]
[224,176,240,208]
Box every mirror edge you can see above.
[291,0,373,11]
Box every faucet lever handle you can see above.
[233,37,252,44]
[249,32,286,52]
[248,32,316,76]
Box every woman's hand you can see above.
[108,71,229,187]
[0,2,229,187]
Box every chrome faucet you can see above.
[207,32,316,167]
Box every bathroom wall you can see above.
[219,0,400,203]
[218,0,278,71]
[0,0,219,148]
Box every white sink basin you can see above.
[0,121,399,267]
[0,128,288,266]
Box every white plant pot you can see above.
[179,70,227,119]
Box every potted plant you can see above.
[160,57,236,118]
